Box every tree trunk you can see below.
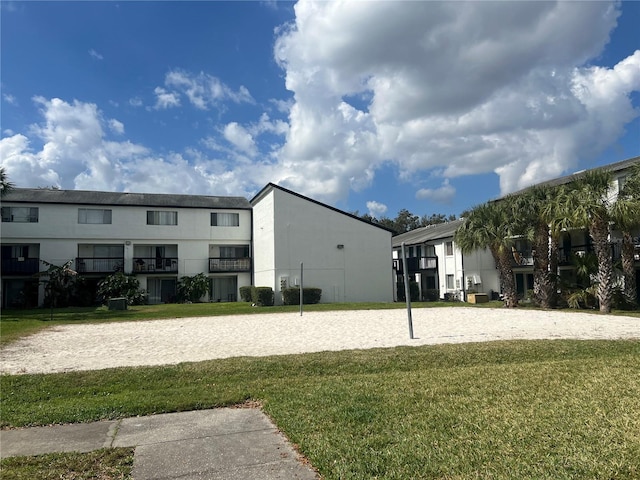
[532,222,552,309]
[548,234,560,308]
[496,247,518,308]
[590,218,613,313]
[621,231,638,308]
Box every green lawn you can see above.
[1,448,134,480]
[2,340,639,479]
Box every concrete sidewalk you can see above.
[0,408,318,479]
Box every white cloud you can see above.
[3,93,17,105]
[0,96,265,199]
[223,122,257,157]
[416,180,456,204]
[366,200,388,218]
[108,119,125,135]
[129,97,143,107]
[271,0,638,203]
[161,69,254,110]
[89,49,103,60]
[153,87,181,110]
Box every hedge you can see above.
[397,281,420,302]
[252,286,274,306]
[239,286,253,302]
[282,287,322,305]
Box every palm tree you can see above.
[513,185,558,309]
[610,163,640,307]
[455,201,519,308]
[565,169,615,313]
[0,166,14,198]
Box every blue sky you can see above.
[1,1,639,219]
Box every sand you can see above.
[1,307,638,375]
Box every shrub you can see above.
[252,286,274,306]
[422,289,440,301]
[177,273,209,303]
[239,286,253,302]
[282,287,322,305]
[397,281,420,302]
[97,272,146,305]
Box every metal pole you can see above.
[300,262,303,316]
[401,242,414,339]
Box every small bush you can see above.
[282,287,322,305]
[97,272,146,305]
[252,287,274,306]
[397,281,420,302]
[177,273,209,303]
[422,289,440,301]
[239,286,253,302]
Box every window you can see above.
[219,246,250,258]
[147,211,178,225]
[78,208,112,224]
[445,241,454,256]
[446,274,455,290]
[1,207,38,223]
[211,212,239,227]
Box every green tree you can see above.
[177,273,210,303]
[454,201,519,308]
[98,272,146,305]
[513,186,556,308]
[610,163,640,307]
[1,167,15,197]
[565,170,615,313]
[35,260,79,309]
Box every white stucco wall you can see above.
[253,186,394,304]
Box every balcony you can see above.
[394,256,438,274]
[558,244,595,265]
[209,257,251,273]
[1,257,40,275]
[511,247,534,267]
[134,257,178,274]
[76,257,124,274]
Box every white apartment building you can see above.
[2,184,396,308]
[392,220,500,302]
[251,183,394,304]
[1,189,253,307]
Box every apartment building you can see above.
[251,183,394,304]
[1,189,252,307]
[507,156,640,300]
[392,220,500,301]
[2,184,396,308]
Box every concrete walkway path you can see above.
[0,408,318,479]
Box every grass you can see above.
[0,448,134,480]
[2,340,639,479]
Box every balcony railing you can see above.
[76,257,124,274]
[511,248,534,267]
[133,257,178,273]
[209,257,251,272]
[1,257,40,275]
[394,256,438,274]
[558,244,595,265]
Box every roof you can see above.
[251,183,396,234]
[502,156,640,199]
[1,188,252,210]
[392,219,464,248]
